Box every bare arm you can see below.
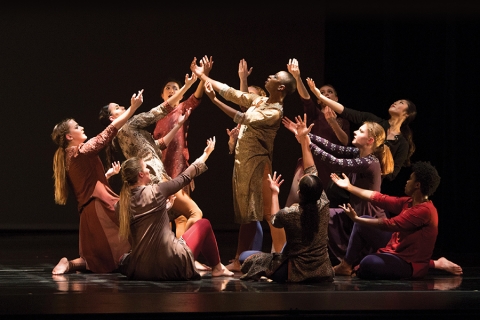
[287,58,310,100]
[324,106,349,146]
[295,114,316,169]
[238,59,252,93]
[111,89,144,129]
[306,78,345,114]
[164,73,197,107]
[197,136,216,163]
[268,171,284,219]
[204,80,239,119]
[193,56,214,99]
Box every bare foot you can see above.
[225,258,241,272]
[333,260,353,276]
[434,257,463,275]
[212,263,234,277]
[195,260,212,271]
[52,257,69,275]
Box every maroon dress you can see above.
[65,124,130,273]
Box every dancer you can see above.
[99,71,203,236]
[51,89,143,274]
[283,58,350,208]
[307,78,416,195]
[330,161,463,279]
[192,56,296,271]
[240,117,334,283]
[117,137,234,280]
[292,114,394,263]
[152,56,213,238]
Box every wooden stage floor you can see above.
[0,231,479,319]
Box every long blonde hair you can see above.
[365,121,394,176]
[118,158,143,240]
[51,119,72,205]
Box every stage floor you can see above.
[1,231,479,319]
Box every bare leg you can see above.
[212,263,234,277]
[333,259,353,276]
[433,257,463,275]
[52,257,86,275]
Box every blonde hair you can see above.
[118,158,143,240]
[51,119,72,205]
[365,121,394,176]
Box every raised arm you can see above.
[238,59,252,93]
[204,80,238,119]
[287,58,310,100]
[324,106,349,146]
[165,73,197,107]
[190,56,225,93]
[295,114,316,170]
[111,89,144,129]
[193,56,214,99]
[268,171,284,219]
[306,77,345,114]
[197,136,216,163]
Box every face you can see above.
[388,99,409,118]
[318,85,338,105]
[138,160,151,185]
[67,120,87,144]
[107,103,126,121]
[161,82,181,103]
[264,71,285,93]
[404,172,418,196]
[352,124,373,147]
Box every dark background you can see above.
[1,2,479,256]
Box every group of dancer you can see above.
[50,56,462,282]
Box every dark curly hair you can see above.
[298,174,324,244]
[411,161,440,196]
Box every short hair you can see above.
[412,161,441,196]
[281,71,296,95]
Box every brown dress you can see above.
[65,124,131,273]
[118,161,207,281]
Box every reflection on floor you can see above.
[1,231,479,319]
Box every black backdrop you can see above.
[1,3,479,256]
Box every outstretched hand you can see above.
[287,58,300,78]
[330,172,350,189]
[105,161,121,179]
[282,116,297,135]
[238,59,252,81]
[202,55,214,77]
[130,89,144,111]
[190,57,205,78]
[267,171,284,195]
[204,81,215,100]
[184,72,198,88]
[294,113,314,138]
[339,203,357,221]
[227,125,240,140]
[306,77,316,92]
[204,136,216,156]
[178,108,191,126]
[324,106,337,121]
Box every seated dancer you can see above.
[330,161,463,279]
[117,137,234,280]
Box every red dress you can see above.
[65,124,130,273]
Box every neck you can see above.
[388,117,404,132]
[411,191,428,206]
[359,146,374,158]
